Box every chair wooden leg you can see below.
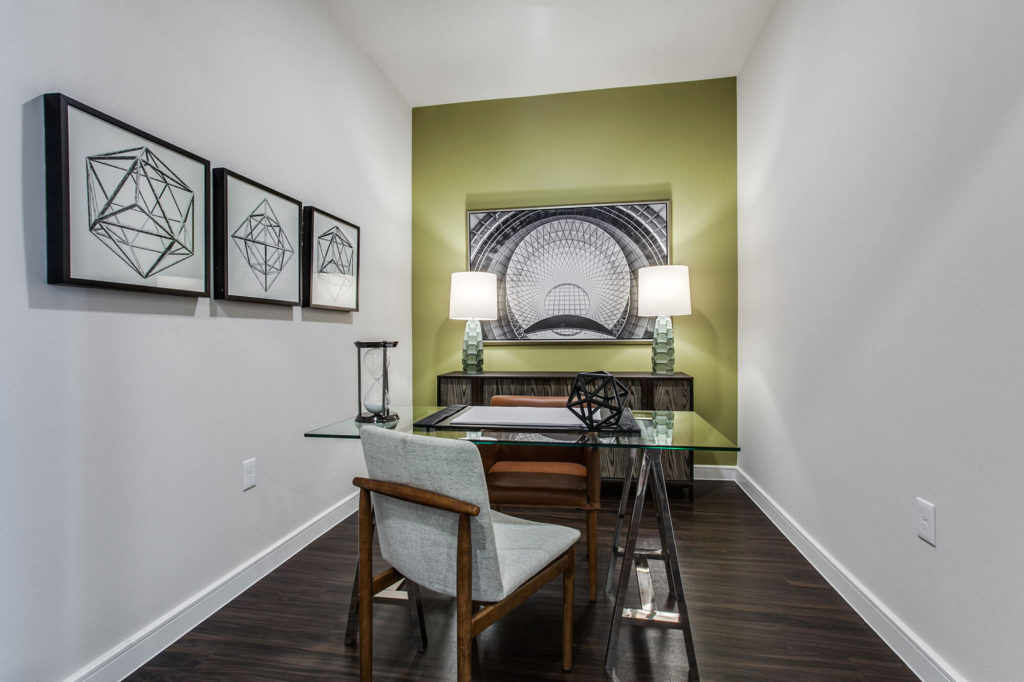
[456,513,473,682]
[358,490,373,682]
[563,548,575,671]
[587,509,597,602]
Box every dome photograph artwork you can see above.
[467,202,670,342]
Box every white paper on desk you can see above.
[449,406,584,429]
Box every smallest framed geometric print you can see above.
[302,207,360,312]
[213,168,302,306]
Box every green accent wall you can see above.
[412,79,737,466]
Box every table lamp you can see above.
[637,265,691,375]
[449,271,498,374]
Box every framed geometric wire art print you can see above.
[467,201,670,343]
[213,168,301,306]
[44,93,211,296]
[302,207,360,312]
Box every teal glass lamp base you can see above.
[651,314,674,375]
[462,318,484,374]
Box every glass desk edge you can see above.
[304,406,739,453]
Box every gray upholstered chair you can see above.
[354,426,579,682]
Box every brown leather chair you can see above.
[477,395,601,601]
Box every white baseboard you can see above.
[71,467,952,680]
[69,492,360,682]
[694,464,736,481]
[734,468,962,682]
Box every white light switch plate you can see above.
[916,497,935,546]
[242,458,256,491]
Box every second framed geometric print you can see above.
[302,207,360,312]
[214,168,301,305]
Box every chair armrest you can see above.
[353,477,480,516]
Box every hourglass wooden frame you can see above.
[354,341,399,423]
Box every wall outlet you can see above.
[242,458,256,491]
[916,497,935,546]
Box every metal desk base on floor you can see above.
[604,448,699,678]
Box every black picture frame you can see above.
[466,201,671,343]
[302,206,360,312]
[44,93,211,297]
[213,168,302,306]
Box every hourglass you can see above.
[354,341,399,423]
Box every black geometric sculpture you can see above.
[566,371,630,430]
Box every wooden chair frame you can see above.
[353,477,575,682]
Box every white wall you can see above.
[0,1,411,679]
[738,1,1024,680]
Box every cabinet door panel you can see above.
[483,378,574,404]
[618,379,644,410]
[652,380,691,410]
[601,450,629,479]
[438,378,472,405]
[662,450,693,481]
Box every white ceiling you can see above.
[326,0,778,107]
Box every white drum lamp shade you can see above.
[449,271,498,320]
[638,265,691,317]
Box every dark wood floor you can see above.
[130,482,917,681]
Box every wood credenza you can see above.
[436,371,694,484]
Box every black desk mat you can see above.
[414,405,640,434]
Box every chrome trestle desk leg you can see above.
[603,448,699,678]
[604,448,639,594]
[605,448,678,599]
[652,458,687,602]
[649,463,679,601]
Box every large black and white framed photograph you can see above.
[302,207,359,312]
[214,169,301,306]
[45,93,211,296]
[468,201,670,342]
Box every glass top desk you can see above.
[305,406,739,677]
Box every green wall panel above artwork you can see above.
[412,79,737,466]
